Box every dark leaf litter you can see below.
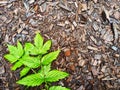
[0,0,120,90]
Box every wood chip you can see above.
[79,60,85,67]
[81,3,87,11]
[87,46,99,51]
[59,3,71,12]
[73,21,77,27]
[0,1,8,4]
[114,11,120,19]
[64,48,71,57]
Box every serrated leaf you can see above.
[38,64,51,75]
[17,41,24,57]
[38,40,52,55]
[34,33,43,49]
[4,54,18,63]
[49,86,70,90]
[20,67,30,77]
[24,43,35,54]
[7,45,19,58]
[30,47,39,55]
[45,70,69,82]
[24,43,34,52]
[42,40,51,51]
[21,56,40,68]
[17,73,44,86]
[41,50,60,65]
[11,60,23,70]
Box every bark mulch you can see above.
[0,0,120,90]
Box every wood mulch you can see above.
[0,0,120,90]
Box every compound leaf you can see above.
[7,45,19,58]
[34,33,43,49]
[38,64,51,75]
[24,43,38,55]
[21,56,40,68]
[42,40,51,51]
[41,50,60,65]
[11,60,23,70]
[39,40,52,55]
[20,67,30,77]
[45,70,69,82]
[17,41,24,57]
[4,54,18,63]
[24,43,34,52]
[49,86,70,90]
[17,73,44,86]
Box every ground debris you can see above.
[0,0,120,90]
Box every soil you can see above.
[0,0,120,90]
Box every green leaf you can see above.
[4,54,18,63]
[17,73,44,86]
[42,40,51,52]
[17,41,24,57]
[24,43,35,54]
[41,50,60,65]
[38,64,51,75]
[34,33,43,49]
[20,67,30,77]
[7,45,19,58]
[49,86,70,90]
[45,70,69,82]
[11,60,23,70]
[38,40,52,54]
[21,56,40,68]
[24,43,34,52]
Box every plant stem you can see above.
[45,82,49,90]
[31,68,36,74]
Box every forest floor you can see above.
[0,0,120,90]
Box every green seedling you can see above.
[4,33,70,90]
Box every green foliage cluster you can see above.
[4,33,70,90]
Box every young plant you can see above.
[4,33,70,90]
